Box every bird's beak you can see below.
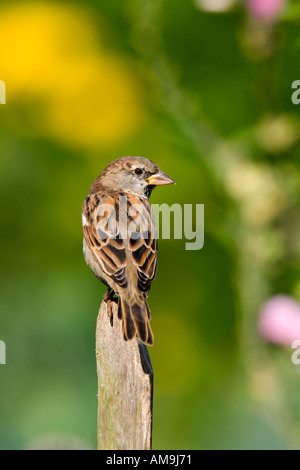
[146,171,175,186]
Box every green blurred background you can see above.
[1,0,300,450]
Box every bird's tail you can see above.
[118,296,154,346]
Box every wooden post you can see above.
[96,299,153,450]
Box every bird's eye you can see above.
[134,168,143,176]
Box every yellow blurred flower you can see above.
[225,161,287,226]
[255,114,300,154]
[0,2,144,148]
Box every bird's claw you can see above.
[103,288,116,326]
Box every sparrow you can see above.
[82,156,175,346]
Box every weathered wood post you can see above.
[96,299,153,450]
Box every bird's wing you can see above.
[126,194,158,296]
[82,193,128,288]
[82,192,157,293]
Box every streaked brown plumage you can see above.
[82,156,174,346]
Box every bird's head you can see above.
[99,156,175,198]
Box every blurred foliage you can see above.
[1,0,300,450]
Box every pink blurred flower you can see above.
[258,295,300,346]
[246,0,287,21]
